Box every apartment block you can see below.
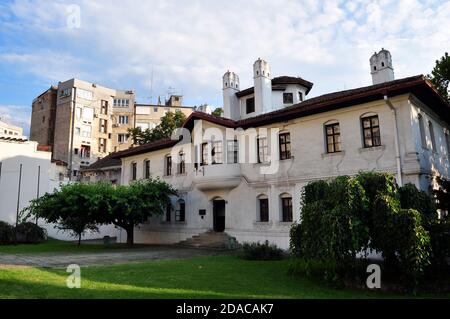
[135,95,194,131]
[111,90,135,152]
[0,119,24,138]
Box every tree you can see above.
[434,177,450,218]
[211,107,223,117]
[22,183,110,246]
[428,52,450,102]
[107,179,177,246]
[129,110,187,145]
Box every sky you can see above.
[0,0,449,136]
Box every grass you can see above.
[1,255,448,299]
[0,238,147,254]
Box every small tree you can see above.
[23,183,111,246]
[211,107,223,117]
[107,179,177,246]
[129,110,187,145]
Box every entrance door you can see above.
[213,200,226,232]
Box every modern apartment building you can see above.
[135,95,194,131]
[31,79,195,178]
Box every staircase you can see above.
[178,231,236,250]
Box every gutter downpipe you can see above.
[384,95,403,186]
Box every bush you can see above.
[0,221,15,245]
[291,172,436,289]
[15,222,47,244]
[241,241,284,260]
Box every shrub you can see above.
[291,172,436,289]
[15,222,47,244]
[241,241,284,260]
[0,221,15,245]
[427,220,450,270]
[399,183,438,226]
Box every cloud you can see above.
[0,0,449,108]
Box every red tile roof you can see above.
[111,75,450,159]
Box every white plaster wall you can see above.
[0,139,117,241]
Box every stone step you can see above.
[176,231,236,251]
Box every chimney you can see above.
[222,71,240,120]
[370,48,395,85]
[253,58,272,114]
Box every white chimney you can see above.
[222,71,240,120]
[370,48,395,85]
[253,58,272,114]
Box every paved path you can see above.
[0,246,226,268]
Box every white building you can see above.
[0,136,116,240]
[0,119,24,138]
[111,50,450,249]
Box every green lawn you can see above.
[1,255,447,299]
[0,238,147,254]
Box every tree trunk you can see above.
[78,233,82,246]
[126,226,134,247]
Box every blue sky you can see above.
[1,0,449,136]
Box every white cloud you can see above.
[1,0,449,107]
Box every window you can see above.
[281,195,293,222]
[279,133,291,160]
[201,143,208,166]
[74,148,79,155]
[131,162,137,181]
[178,152,186,174]
[299,92,304,102]
[119,116,129,125]
[154,107,158,112]
[257,137,269,163]
[418,114,427,148]
[75,127,81,135]
[101,100,108,114]
[212,141,223,164]
[259,197,269,222]
[83,107,94,121]
[445,132,450,158]
[144,160,151,179]
[165,204,171,222]
[80,145,91,158]
[75,107,82,119]
[42,116,45,123]
[166,156,172,176]
[246,97,255,114]
[227,140,238,164]
[429,121,437,152]
[77,88,93,101]
[98,138,107,153]
[283,93,293,104]
[362,115,381,148]
[114,99,130,107]
[325,123,342,153]
[118,134,128,144]
[82,126,92,138]
[99,119,107,133]
[176,200,185,222]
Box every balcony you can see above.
[194,163,242,191]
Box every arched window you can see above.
[361,114,381,148]
[429,121,437,151]
[178,152,186,174]
[257,195,269,222]
[280,193,293,222]
[176,199,186,222]
[418,114,427,148]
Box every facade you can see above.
[81,154,121,185]
[30,86,58,147]
[112,51,450,249]
[134,95,194,131]
[0,119,24,138]
[30,79,135,178]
